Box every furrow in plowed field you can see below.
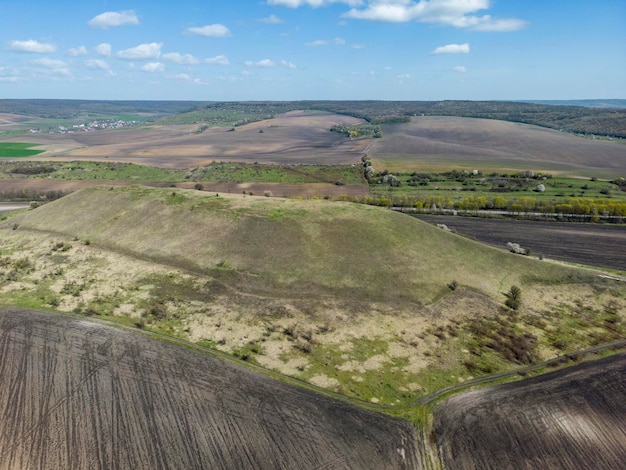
[433,352,626,470]
[0,307,419,470]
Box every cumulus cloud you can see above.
[305,37,346,46]
[432,43,470,54]
[88,10,139,29]
[67,46,88,57]
[8,39,56,53]
[268,0,362,7]
[141,62,165,73]
[162,52,199,64]
[175,73,191,80]
[244,59,275,67]
[94,43,112,57]
[186,24,231,37]
[280,60,297,69]
[117,43,162,60]
[258,14,284,24]
[204,55,230,65]
[343,0,526,31]
[454,65,467,72]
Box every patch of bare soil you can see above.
[0,307,420,469]
[433,352,626,470]
[7,111,370,167]
[371,117,626,175]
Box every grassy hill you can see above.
[2,186,624,409]
[10,185,580,305]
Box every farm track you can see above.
[0,307,420,470]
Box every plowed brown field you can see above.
[433,352,626,470]
[372,117,626,176]
[0,307,420,470]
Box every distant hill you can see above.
[2,99,625,138]
[522,99,626,109]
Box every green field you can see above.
[0,142,45,158]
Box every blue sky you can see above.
[1,0,625,101]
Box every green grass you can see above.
[0,142,45,158]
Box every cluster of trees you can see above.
[330,123,382,139]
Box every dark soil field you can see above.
[433,352,626,470]
[371,117,626,176]
[416,215,626,271]
[0,307,420,470]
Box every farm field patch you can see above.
[0,142,45,158]
[434,352,626,470]
[0,307,421,469]
[416,215,626,272]
[369,117,626,177]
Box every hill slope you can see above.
[371,116,626,176]
[10,185,583,306]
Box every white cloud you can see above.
[31,58,71,77]
[204,55,230,65]
[280,60,297,69]
[175,73,191,80]
[453,65,467,72]
[258,14,284,24]
[186,24,232,37]
[8,39,56,53]
[162,52,199,65]
[0,76,19,83]
[352,43,366,49]
[85,59,111,71]
[117,43,162,60]
[471,17,527,32]
[244,59,275,67]
[141,62,165,73]
[305,37,346,46]
[32,58,67,68]
[268,0,362,7]
[94,43,112,57]
[88,10,139,29]
[432,43,470,54]
[343,0,526,31]
[397,73,411,79]
[67,46,88,57]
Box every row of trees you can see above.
[338,193,626,220]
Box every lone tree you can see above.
[504,285,522,310]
